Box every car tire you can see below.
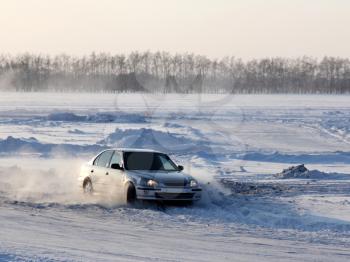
[83,178,93,195]
[125,182,136,204]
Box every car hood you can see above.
[125,170,193,182]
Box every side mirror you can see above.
[178,165,184,171]
[111,163,124,170]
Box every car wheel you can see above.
[125,182,136,204]
[83,178,93,195]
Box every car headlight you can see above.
[140,178,158,187]
[189,179,198,187]
[147,179,158,187]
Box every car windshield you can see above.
[123,152,179,171]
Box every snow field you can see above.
[1,93,350,261]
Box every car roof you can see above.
[112,148,163,153]
[88,148,166,165]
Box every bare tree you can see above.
[0,52,349,93]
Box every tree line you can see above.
[0,52,349,93]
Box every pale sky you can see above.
[0,0,349,59]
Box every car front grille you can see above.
[163,181,187,187]
[155,193,194,200]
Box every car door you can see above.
[105,150,124,193]
[91,150,114,192]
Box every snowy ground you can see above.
[1,92,350,261]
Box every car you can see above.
[78,148,202,203]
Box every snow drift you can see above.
[0,136,103,156]
[275,164,349,179]
[99,128,209,153]
[47,112,147,123]
[236,151,350,164]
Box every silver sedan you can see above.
[78,148,202,203]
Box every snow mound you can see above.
[274,164,345,179]
[68,129,86,134]
[47,112,146,123]
[99,128,208,153]
[162,122,183,128]
[47,112,86,122]
[86,112,146,123]
[220,179,285,195]
[236,151,350,164]
[0,136,103,156]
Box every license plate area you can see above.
[161,188,188,193]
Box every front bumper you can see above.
[136,186,202,201]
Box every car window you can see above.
[95,150,113,167]
[158,154,176,170]
[123,152,178,171]
[109,151,121,167]
[93,154,101,165]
